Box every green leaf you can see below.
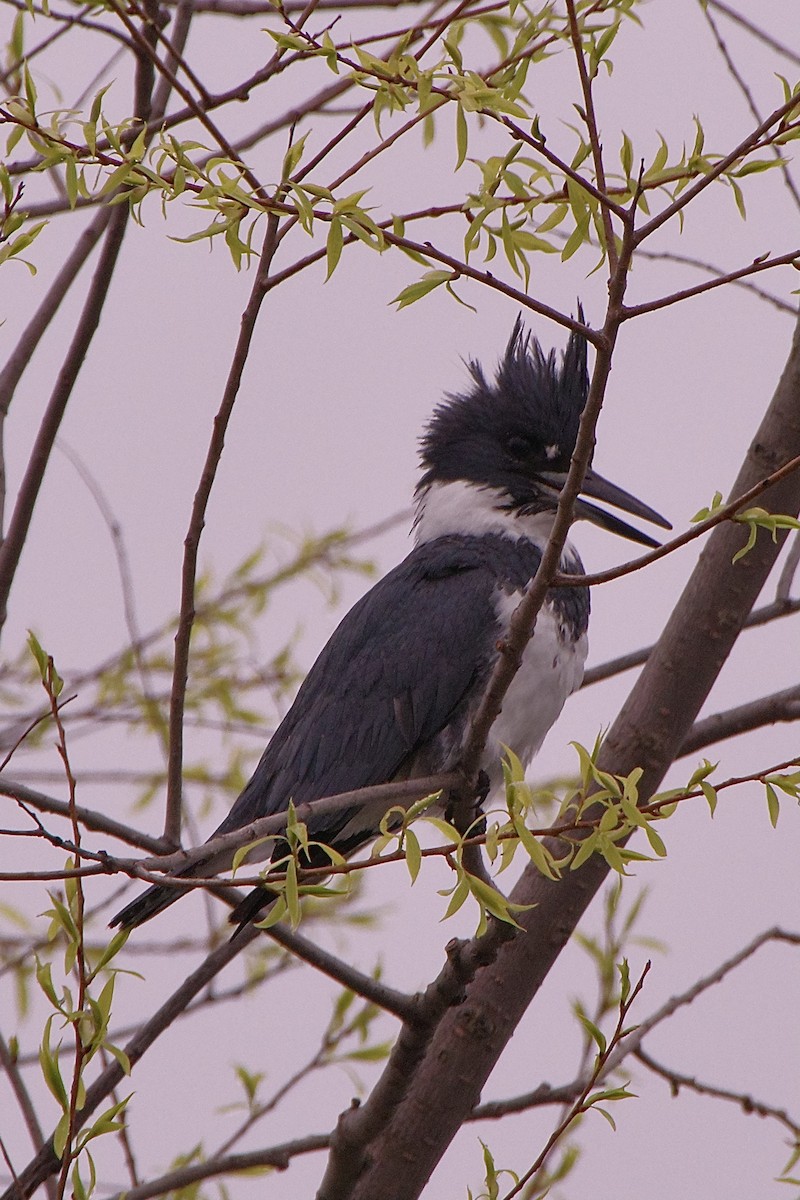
[617,958,631,1005]
[466,873,526,929]
[701,780,717,816]
[340,1040,392,1062]
[403,828,421,883]
[254,893,288,930]
[53,1112,71,1160]
[690,491,723,523]
[87,929,129,980]
[578,1013,607,1054]
[455,103,468,171]
[231,837,271,874]
[439,871,470,920]
[391,270,451,309]
[282,132,308,180]
[765,782,780,828]
[39,1017,68,1110]
[326,216,344,280]
[643,824,667,857]
[620,131,634,179]
[516,821,560,880]
[27,630,48,679]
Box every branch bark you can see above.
[0,204,129,636]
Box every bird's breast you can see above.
[481,588,588,783]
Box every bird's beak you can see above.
[537,468,671,549]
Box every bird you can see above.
[111,316,669,932]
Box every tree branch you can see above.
[678,683,800,757]
[582,593,800,687]
[99,1137,332,1200]
[164,214,282,844]
[634,1045,800,1137]
[0,203,129,636]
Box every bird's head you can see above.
[415,316,670,549]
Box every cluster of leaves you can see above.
[223,741,775,941]
[25,638,133,1200]
[37,892,131,1199]
[3,0,799,312]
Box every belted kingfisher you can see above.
[111,318,669,931]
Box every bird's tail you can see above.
[227,885,277,936]
[109,880,192,930]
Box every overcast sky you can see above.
[2,2,799,1197]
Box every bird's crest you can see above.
[418,313,589,489]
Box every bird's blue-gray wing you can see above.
[215,536,506,846]
[110,536,515,928]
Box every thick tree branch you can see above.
[678,683,800,757]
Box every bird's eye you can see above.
[505,435,531,460]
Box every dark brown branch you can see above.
[470,1081,582,1120]
[633,246,796,314]
[267,924,417,1022]
[622,249,800,320]
[164,214,282,844]
[678,684,800,757]
[318,927,517,1197]
[0,204,129,635]
[98,1137,331,1200]
[634,1046,800,1136]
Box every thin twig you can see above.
[701,1,800,213]
[565,0,618,270]
[622,249,800,320]
[164,213,283,844]
[553,450,800,590]
[635,1045,800,1137]
[267,924,416,1021]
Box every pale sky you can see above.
[1,2,799,1197]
